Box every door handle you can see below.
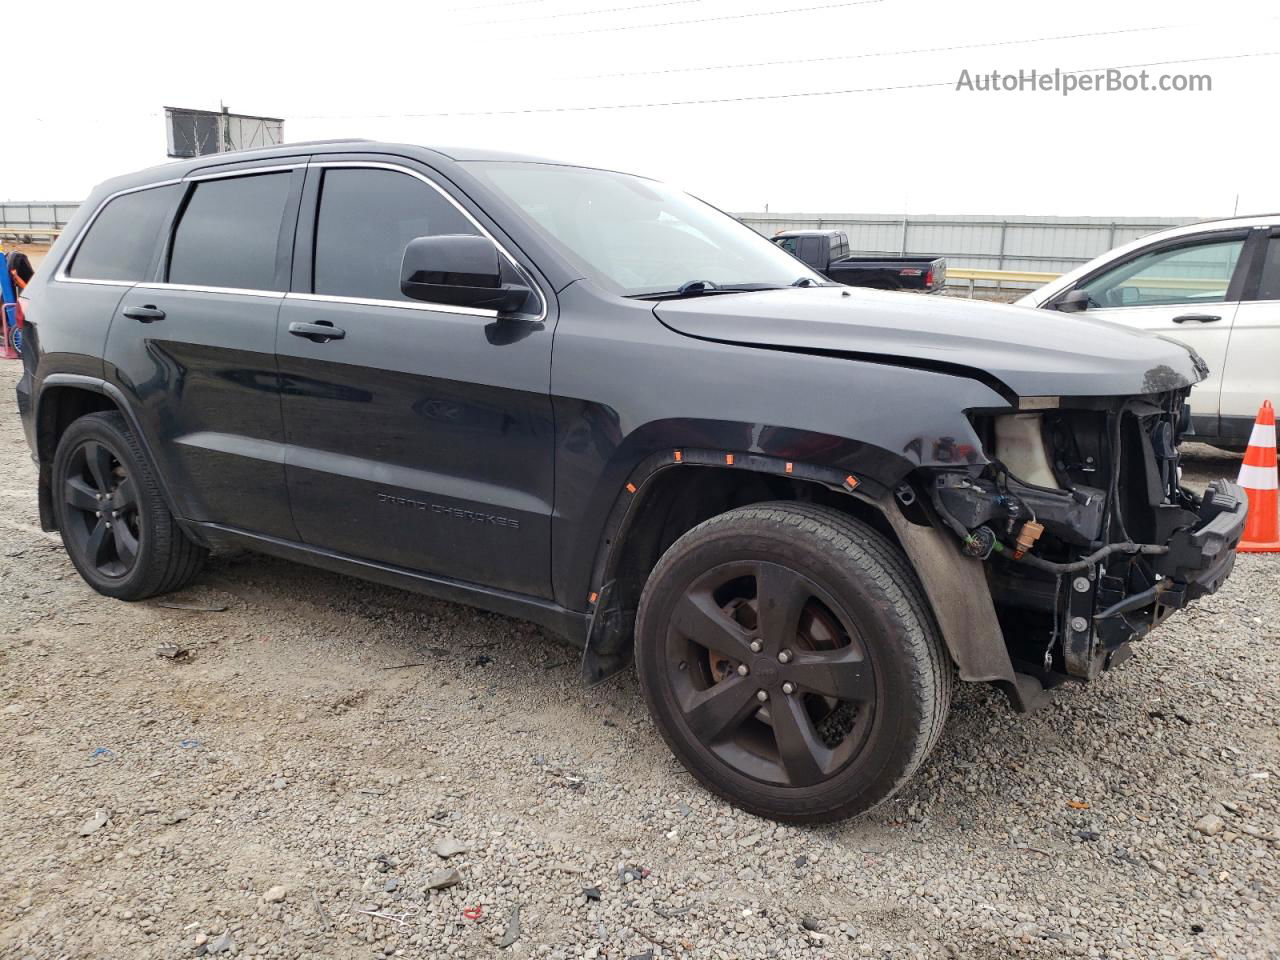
[288,321,346,343]
[1172,314,1221,323]
[123,305,165,323]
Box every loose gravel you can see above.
[0,361,1277,959]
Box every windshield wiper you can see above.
[633,280,790,301]
[792,276,822,287]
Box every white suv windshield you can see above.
[465,161,823,296]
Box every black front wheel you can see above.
[52,411,206,600]
[636,502,952,823]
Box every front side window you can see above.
[66,184,179,282]
[312,168,478,302]
[168,172,292,291]
[464,162,824,296]
[1077,236,1245,308]
[775,236,799,255]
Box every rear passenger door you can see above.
[104,162,305,540]
[275,160,556,598]
[1219,227,1280,433]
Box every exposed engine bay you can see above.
[922,389,1246,683]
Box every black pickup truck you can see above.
[773,229,946,292]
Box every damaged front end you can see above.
[924,390,1246,682]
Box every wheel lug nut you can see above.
[749,640,762,653]
[778,650,792,664]
[756,690,769,702]
[782,682,795,695]
[95,511,101,517]
[737,664,749,677]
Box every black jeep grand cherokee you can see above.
[15,141,1246,823]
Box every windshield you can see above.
[463,161,824,297]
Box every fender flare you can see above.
[33,373,195,540]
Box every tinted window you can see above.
[1078,237,1244,308]
[67,184,179,282]
[168,173,292,290]
[775,237,798,255]
[1258,236,1280,301]
[312,168,478,302]
[798,236,823,265]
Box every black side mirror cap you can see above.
[1055,288,1091,313]
[400,234,533,314]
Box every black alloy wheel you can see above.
[61,438,141,578]
[52,412,206,601]
[636,502,952,823]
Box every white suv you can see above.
[1017,217,1279,451]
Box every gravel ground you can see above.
[1,361,1277,960]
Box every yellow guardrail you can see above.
[945,267,1229,299]
[0,227,61,240]
[947,268,1061,285]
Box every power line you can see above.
[478,0,702,25]
[578,21,1202,78]
[294,50,1278,121]
[452,0,548,10]
[547,0,883,37]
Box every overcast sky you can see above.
[6,0,1277,217]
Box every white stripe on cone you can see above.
[1247,422,1277,449]
[1238,462,1279,490]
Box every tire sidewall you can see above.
[637,513,934,822]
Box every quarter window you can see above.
[312,168,478,302]
[1077,236,1245,308]
[66,184,179,282]
[168,172,292,291]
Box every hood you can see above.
[653,286,1205,399]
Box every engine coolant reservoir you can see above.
[994,413,1060,489]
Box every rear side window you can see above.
[67,184,179,282]
[168,173,292,291]
[312,168,478,302]
[1257,236,1280,301]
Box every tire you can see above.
[635,502,952,823]
[51,411,207,601]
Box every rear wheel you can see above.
[636,502,952,823]
[52,411,206,600]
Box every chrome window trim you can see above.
[184,163,302,182]
[134,282,283,299]
[284,291,497,319]
[306,159,548,322]
[53,178,183,286]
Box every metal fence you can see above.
[735,212,1206,289]
[0,201,79,240]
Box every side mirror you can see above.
[1055,288,1091,313]
[400,234,532,314]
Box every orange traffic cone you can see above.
[1237,400,1280,553]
